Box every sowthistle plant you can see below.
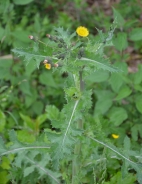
[1,20,142,183]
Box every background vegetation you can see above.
[0,0,142,183]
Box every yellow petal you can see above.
[45,63,51,70]
[76,26,89,37]
[112,134,119,139]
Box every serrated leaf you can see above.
[80,57,121,73]
[46,105,64,129]
[12,48,46,68]
[46,105,60,121]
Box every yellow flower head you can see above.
[76,26,89,37]
[112,134,119,139]
[44,63,51,70]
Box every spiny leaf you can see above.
[0,130,50,157]
[12,48,48,68]
[80,57,121,72]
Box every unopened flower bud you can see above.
[43,59,48,64]
[54,63,59,67]
[28,35,34,40]
[46,34,51,38]
[58,44,63,48]
[59,38,64,43]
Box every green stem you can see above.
[72,69,84,184]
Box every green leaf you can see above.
[135,95,142,114]
[86,70,109,83]
[46,105,60,121]
[0,59,13,79]
[39,72,57,88]
[0,110,5,132]
[19,81,31,96]
[104,172,136,184]
[129,28,142,41]
[108,107,128,126]
[115,86,132,100]
[0,86,8,93]
[32,101,44,115]
[20,113,34,130]
[12,48,46,68]
[12,30,31,43]
[0,59,12,68]
[124,136,131,150]
[109,73,124,92]
[80,57,121,73]
[37,114,47,126]
[25,61,37,76]
[95,98,113,115]
[112,7,125,27]
[0,27,4,40]
[46,105,64,129]
[0,171,9,184]
[134,84,142,92]
[131,125,139,141]
[133,65,142,84]
[0,137,7,156]
[17,130,36,143]
[113,32,128,51]
[1,156,11,170]
[24,166,35,177]
[13,0,34,5]
[94,90,114,100]
[94,90,114,115]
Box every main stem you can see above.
[72,69,84,184]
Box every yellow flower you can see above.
[112,134,119,139]
[44,63,51,70]
[76,26,89,37]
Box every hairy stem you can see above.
[72,69,84,184]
